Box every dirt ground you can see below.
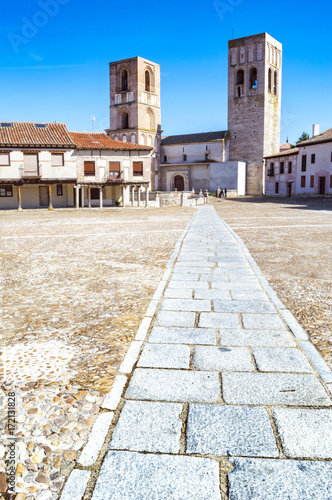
[213,196,332,370]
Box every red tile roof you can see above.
[264,148,299,159]
[69,132,153,151]
[0,122,75,147]
[297,127,332,146]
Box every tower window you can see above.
[249,68,257,89]
[268,68,272,93]
[122,112,129,129]
[274,71,277,95]
[145,70,151,92]
[121,70,128,91]
[236,69,244,97]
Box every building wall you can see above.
[75,150,152,185]
[228,33,282,195]
[296,142,332,195]
[0,149,76,180]
[161,140,227,164]
[0,184,74,210]
[265,152,298,196]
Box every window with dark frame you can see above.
[52,153,64,166]
[275,182,279,194]
[56,184,63,196]
[301,176,306,188]
[84,161,95,176]
[121,70,128,91]
[0,152,10,166]
[133,161,143,176]
[288,161,292,174]
[310,176,314,188]
[301,155,307,172]
[145,70,151,92]
[183,154,187,161]
[311,154,316,164]
[109,162,120,179]
[0,185,13,197]
[280,161,284,174]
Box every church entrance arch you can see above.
[173,175,184,191]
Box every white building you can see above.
[160,131,246,196]
[0,122,153,210]
[264,126,332,197]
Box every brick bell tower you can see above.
[107,56,161,190]
[228,33,282,195]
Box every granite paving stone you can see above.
[214,300,275,314]
[253,347,314,373]
[60,470,90,500]
[228,276,260,283]
[199,274,229,282]
[231,290,270,301]
[110,401,183,453]
[186,404,278,457]
[170,273,200,281]
[148,326,217,345]
[164,289,194,299]
[155,310,196,327]
[125,368,220,403]
[194,289,232,300]
[91,451,221,500]
[273,408,332,458]
[211,282,263,291]
[242,313,287,330]
[137,343,190,369]
[192,346,255,371]
[219,329,297,347]
[199,312,240,328]
[222,372,332,406]
[168,280,209,289]
[228,457,332,500]
[160,298,211,312]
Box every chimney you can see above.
[312,124,320,137]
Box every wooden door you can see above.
[39,186,49,206]
[319,176,326,195]
[174,175,184,191]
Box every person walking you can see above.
[224,187,227,198]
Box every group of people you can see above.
[216,187,227,198]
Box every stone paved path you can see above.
[62,206,332,500]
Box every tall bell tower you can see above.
[228,33,282,194]
[107,56,161,190]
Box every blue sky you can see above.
[1,0,331,144]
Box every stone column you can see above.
[17,185,22,211]
[137,187,141,207]
[122,186,126,207]
[88,187,91,209]
[131,186,135,206]
[75,186,79,209]
[99,187,103,209]
[81,186,85,208]
[48,185,53,211]
[181,191,184,206]
[145,186,149,207]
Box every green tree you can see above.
[297,131,310,143]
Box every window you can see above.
[0,122,12,128]
[288,161,292,174]
[122,112,129,129]
[0,185,13,197]
[57,184,63,196]
[249,67,257,89]
[35,123,47,129]
[205,153,209,161]
[84,161,95,176]
[268,162,274,176]
[52,153,64,166]
[330,175,332,188]
[311,154,316,164]
[109,162,120,179]
[280,161,284,174]
[0,152,10,165]
[145,70,151,92]
[274,71,277,95]
[267,68,272,93]
[236,69,244,85]
[301,155,307,172]
[121,70,128,91]
[301,176,306,188]
[183,154,187,161]
[24,153,39,174]
[275,182,279,194]
[310,176,314,188]
[331,152,332,162]
[164,155,167,163]
[133,161,143,176]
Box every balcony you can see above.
[19,165,42,179]
[102,171,123,183]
